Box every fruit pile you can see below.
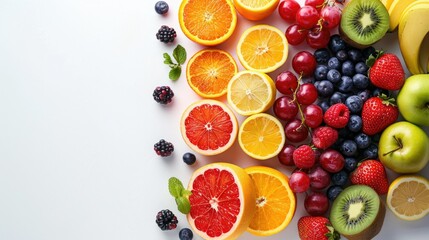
[152,0,429,239]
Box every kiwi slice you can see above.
[330,185,386,240]
[339,0,389,48]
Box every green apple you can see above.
[397,74,429,126]
[378,121,429,173]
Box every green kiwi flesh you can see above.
[330,185,386,240]
[340,0,389,48]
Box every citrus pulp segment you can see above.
[187,162,256,240]
[238,113,285,160]
[387,175,429,221]
[236,24,288,73]
[233,0,280,21]
[227,70,276,116]
[180,99,238,156]
[178,0,237,46]
[187,49,238,98]
[245,166,296,236]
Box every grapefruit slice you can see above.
[180,99,238,156]
[187,162,256,239]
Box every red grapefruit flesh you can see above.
[187,162,256,239]
[180,100,238,156]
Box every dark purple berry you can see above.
[156,25,176,43]
[183,152,196,165]
[153,86,174,104]
[155,1,169,15]
[179,228,194,240]
[154,139,174,157]
[156,209,178,230]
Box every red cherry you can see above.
[306,26,331,49]
[321,6,342,29]
[279,0,301,22]
[304,192,329,216]
[276,71,298,95]
[285,119,309,143]
[278,144,296,166]
[296,6,320,29]
[303,104,324,128]
[292,51,317,77]
[273,96,299,121]
[285,24,308,46]
[297,83,318,105]
[289,170,311,193]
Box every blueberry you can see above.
[341,60,355,77]
[328,57,341,70]
[331,170,349,186]
[362,46,376,60]
[327,69,342,84]
[347,115,362,132]
[355,61,369,74]
[318,99,330,112]
[155,1,169,15]
[345,95,363,113]
[362,143,378,159]
[179,228,194,240]
[354,133,371,149]
[336,49,348,62]
[314,80,321,89]
[327,185,343,201]
[341,140,358,157]
[347,48,363,62]
[330,91,347,105]
[314,65,329,80]
[344,157,358,172]
[352,73,369,90]
[314,48,331,64]
[317,80,334,97]
[182,152,196,165]
[338,76,354,93]
[372,87,389,97]
[329,34,347,53]
[357,90,371,102]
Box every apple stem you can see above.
[382,135,403,156]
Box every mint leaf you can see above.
[163,53,173,65]
[182,189,192,197]
[168,177,184,198]
[173,44,187,65]
[169,67,181,81]
[176,196,191,214]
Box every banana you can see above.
[389,0,422,32]
[381,0,394,10]
[398,3,429,74]
[419,33,429,73]
[398,1,429,40]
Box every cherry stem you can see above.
[382,135,403,156]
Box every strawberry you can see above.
[312,126,338,149]
[298,216,340,240]
[323,103,350,129]
[350,159,389,195]
[361,94,399,135]
[293,145,316,169]
[367,51,405,90]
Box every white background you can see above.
[1,0,428,239]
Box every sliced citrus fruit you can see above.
[187,162,256,239]
[236,24,288,73]
[387,175,429,221]
[233,0,280,21]
[238,113,285,160]
[180,99,238,156]
[187,49,238,98]
[227,70,276,116]
[245,166,296,236]
[178,0,237,46]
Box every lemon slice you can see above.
[387,175,429,221]
[238,113,285,160]
[227,70,276,116]
[237,24,288,73]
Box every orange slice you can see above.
[238,113,285,160]
[187,162,256,239]
[237,24,288,73]
[178,0,237,46]
[387,175,429,221]
[187,49,238,98]
[245,166,296,236]
[180,99,238,156]
[233,0,280,21]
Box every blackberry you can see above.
[155,209,178,230]
[156,25,176,43]
[154,139,174,157]
[153,86,174,104]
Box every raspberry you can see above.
[293,145,316,169]
[312,126,339,149]
[156,209,178,230]
[153,86,174,104]
[154,139,174,157]
[156,25,176,43]
[323,103,350,128]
